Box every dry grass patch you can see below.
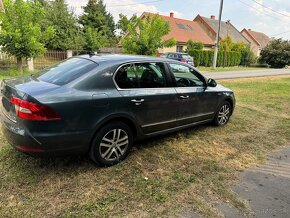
[0,76,290,217]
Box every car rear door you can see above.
[115,62,178,135]
[167,63,218,126]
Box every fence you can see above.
[0,50,92,71]
[0,48,125,71]
[33,50,67,69]
[0,52,28,69]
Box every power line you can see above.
[237,0,289,24]
[106,0,163,8]
[248,0,290,18]
[271,30,290,37]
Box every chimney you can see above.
[248,28,252,31]
[210,15,215,20]
[170,12,174,18]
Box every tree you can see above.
[79,0,115,50]
[116,13,137,36]
[259,39,290,68]
[219,36,234,51]
[186,40,204,51]
[219,37,256,66]
[0,0,54,71]
[121,15,176,55]
[83,26,109,51]
[44,0,84,50]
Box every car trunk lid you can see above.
[1,75,60,122]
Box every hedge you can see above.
[188,50,241,67]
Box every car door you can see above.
[114,62,178,135]
[168,63,218,126]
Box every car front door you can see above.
[168,63,218,126]
[114,62,178,135]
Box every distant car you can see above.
[1,54,235,166]
[161,52,194,66]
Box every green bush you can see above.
[259,39,290,68]
[188,50,242,67]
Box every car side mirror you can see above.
[207,78,217,87]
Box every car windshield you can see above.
[37,58,97,85]
[181,54,192,59]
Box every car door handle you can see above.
[131,99,144,105]
[179,95,190,99]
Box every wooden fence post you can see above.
[67,50,73,58]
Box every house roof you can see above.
[241,29,270,48]
[194,15,250,44]
[141,12,214,46]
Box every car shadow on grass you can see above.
[0,122,214,184]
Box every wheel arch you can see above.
[90,114,139,144]
[224,97,234,115]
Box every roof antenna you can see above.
[89,51,96,57]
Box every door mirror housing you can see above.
[207,78,217,87]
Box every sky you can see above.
[67,0,290,40]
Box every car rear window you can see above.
[37,58,97,85]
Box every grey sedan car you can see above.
[1,54,235,166]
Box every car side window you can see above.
[115,64,138,89]
[169,63,205,87]
[135,63,167,88]
[168,53,174,58]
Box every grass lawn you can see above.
[197,66,271,73]
[0,69,32,80]
[0,76,289,217]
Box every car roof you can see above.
[76,54,173,65]
[164,52,189,55]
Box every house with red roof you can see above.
[122,12,253,54]
[140,12,215,53]
[241,28,271,56]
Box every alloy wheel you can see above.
[99,129,129,161]
[218,104,230,125]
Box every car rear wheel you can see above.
[90,122,133,166]
[213,102,232,126]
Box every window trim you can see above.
[113,61,173,90]
[167,62,207,88]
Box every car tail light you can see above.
[181,59,187,62]
[10,97,61,121]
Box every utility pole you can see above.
[212,0,224,69]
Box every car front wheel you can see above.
[213,102,232,126]
[90,122,133,166]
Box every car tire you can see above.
[90,122,133,166]
[213,101,232,126]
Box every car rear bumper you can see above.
[1,113,91,157]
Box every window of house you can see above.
[176,23,187,30]
[169,63,205,87]
[176,46,183,52]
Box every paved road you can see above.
[220,147,290,217]
[203,69,290,80]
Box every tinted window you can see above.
[135,63,167,88]
[115,62,167,89]
[115,64,137,89]
[168,53,175,58]
[169,63,205,87]
[38,58,97,85]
